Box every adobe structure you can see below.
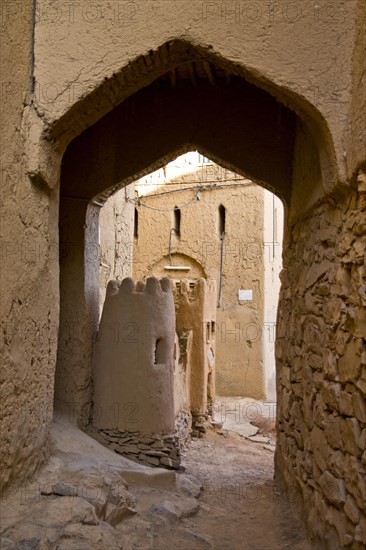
[173,278,217,436]
[92,275,217,467]
[98,185,135,311]
[92,276,182,469]
[1,1,365,547]
[130,153,283,401]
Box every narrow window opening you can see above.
[154,338,165,364]
[219,204,226,237]
[173,207,181,237]
[134,208,139,239]
[206,322,211,343]
[188,281,197,301]
[197,153,212,165]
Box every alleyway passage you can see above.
[175,430,311,549]
[0,406,312,549]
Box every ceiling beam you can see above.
[203,61,216,85]
[188,62,198,86]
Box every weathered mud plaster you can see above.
[132,161,282,400]
[173,279,217,430]
[92,276,188,469]
[93,277,175,434]
[20,105,61,190]
[1,1,365,546]
[99,183,135,312]
[0,0,59,491]
[34,0,356,188]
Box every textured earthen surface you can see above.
[92,276,196,469]
[173,279,217,426]
[275,180,366,548]
[99,185,134,312]
[93,277,175,434]
[1,1,365,546]
[0,0,58,491]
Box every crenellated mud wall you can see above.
[92,276,182,468]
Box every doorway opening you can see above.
[91,150,294,545]
[54,40,333,496]
[98,150,284,450]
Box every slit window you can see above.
[134,208,138,238]
[206,322,211,343]
[154,338,165,364]
[173,207,181,236]
[219,204,226,237]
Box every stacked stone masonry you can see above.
[94,429,182,470]
[275,172,366,549]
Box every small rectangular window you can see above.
[134,208,138,239]
[198,153,212,165]
[206,322,211,343]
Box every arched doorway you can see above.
[55,42,334,427]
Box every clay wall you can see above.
[1,2,364,545]
[173,278,217,433]
[93,276,175,434]
[99,183,135,313]
[0,0,58,489]
[132,161,281,399]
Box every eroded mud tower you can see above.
[92,276,180,468]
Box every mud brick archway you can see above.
[2,13,364,545]
[52,42,365,547]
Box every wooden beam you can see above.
[203,61,216,85]
[188,62,198,86]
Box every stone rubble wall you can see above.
[92,429,182,470]
[90,408,192,470]
[275,175,366,549]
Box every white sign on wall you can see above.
[238,289,253,301]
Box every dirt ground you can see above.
[124,401,312,550]
[175,430,311,549]
[0,405,312,549]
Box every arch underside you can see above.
[61,75,299,205]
